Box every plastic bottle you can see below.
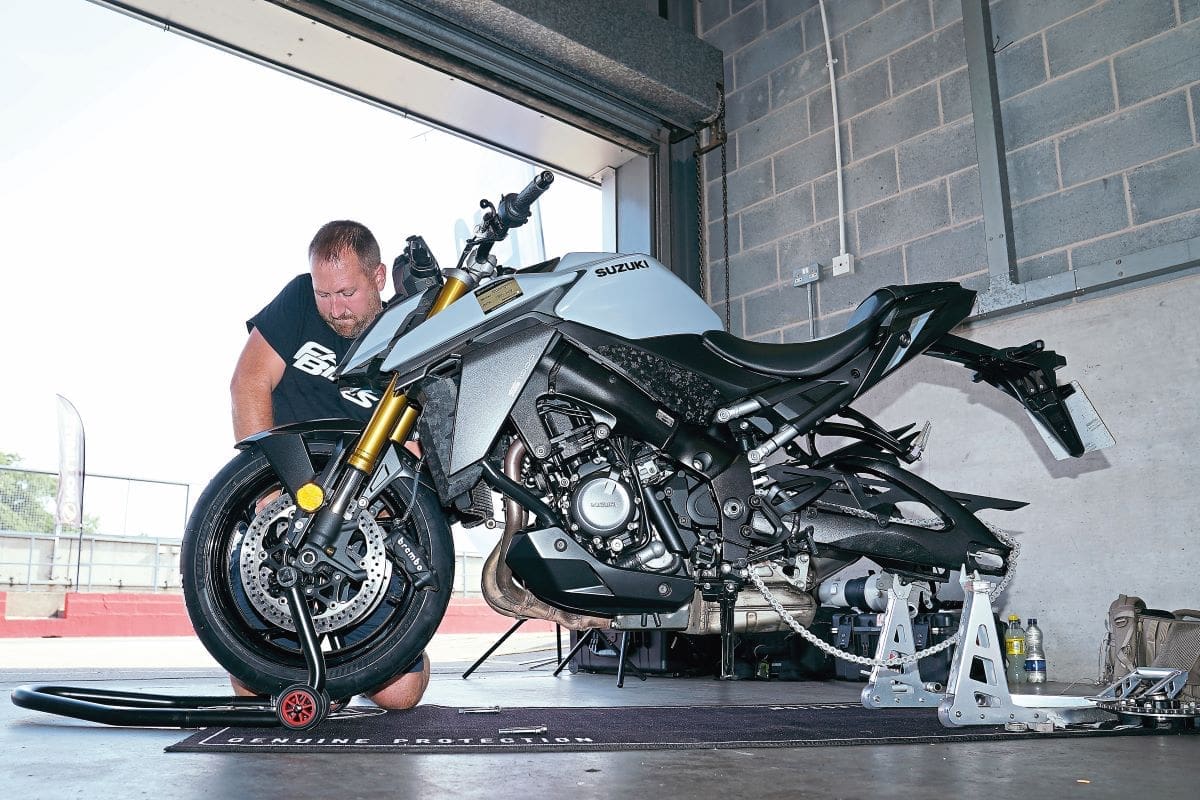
[1025,618,1047,684]
[1004,614,1026,685]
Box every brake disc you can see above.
[238,495,393,634]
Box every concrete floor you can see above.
[3,640,1198,800]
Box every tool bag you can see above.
[1100,594,1200,699]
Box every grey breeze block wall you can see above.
[698,0,1200,341]
[696,0,1200,681]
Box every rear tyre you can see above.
[182,443,453,700]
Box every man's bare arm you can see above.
[231,328,286,442]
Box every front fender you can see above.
[236,419,363,501]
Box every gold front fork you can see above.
[345,276,472,474]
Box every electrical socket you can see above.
[831,252,854,276]
[792,263,820,287]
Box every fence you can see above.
[454,551,486,597]
[0,465,191,592]
[0,527,489,595]
[0,529,182,592]
[0,465,190,540]
[0,465,491,595]
[0,532,487,594]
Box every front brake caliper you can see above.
[388,526,438,592]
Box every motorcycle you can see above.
[181,171,1099,722]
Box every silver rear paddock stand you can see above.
[861,571,1109,729]
[861,576,943,709]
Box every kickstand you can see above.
[862,575,942,708]
[553,629,646,687]
[718,593,737,680]
[938,570,1099,727]
[461,618,528,679]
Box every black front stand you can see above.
[12,572,333,730]
[10,685,283,728]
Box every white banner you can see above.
[55,394,85,528]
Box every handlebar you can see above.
[460,170,555,272]
[497,170,554,230]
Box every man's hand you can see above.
[231,328,286,442]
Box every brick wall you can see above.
[694,0,1200,680]
[698,0,1200,337]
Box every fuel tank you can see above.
[550,253,722,339]
[366,252,722,375]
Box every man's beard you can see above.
[322,296,381,339]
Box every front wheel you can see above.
[181,443,453,699]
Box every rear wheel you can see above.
[182,443,452,699]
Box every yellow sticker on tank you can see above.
[475,278,523,313]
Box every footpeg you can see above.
[907,420,931,461]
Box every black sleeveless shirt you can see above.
[247,274,379,425]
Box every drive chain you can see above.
[748,569,960,668]
[749,504,1020,669]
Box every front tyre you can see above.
[181,444,453,699]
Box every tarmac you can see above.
[2,633,1198,799]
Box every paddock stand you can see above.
[12,569,335,731]
[860,575,944,709]
[859,570,1105,729]
[552,628,649,688]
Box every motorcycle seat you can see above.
[701,288,897,378]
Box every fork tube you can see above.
[346,275,473,474]
[428,275,472,314]
[302,275,476,554]
[347,378,409,473]
[389,405,420,445]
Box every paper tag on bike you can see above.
[1027,381,1115,460]
[475,278,523,314]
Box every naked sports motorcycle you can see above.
[182,171,1097,724]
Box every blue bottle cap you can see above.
[1028,618,1037,625]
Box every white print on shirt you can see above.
[340,387,380,408]
[292,341,379,408]
[293,341,339,378]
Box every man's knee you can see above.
[229,655,430,709]
[229,674,261,697]
[366,653,431,710]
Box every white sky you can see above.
[0,0,600,535]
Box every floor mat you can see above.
[167,702,1196,753]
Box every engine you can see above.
[501,394,820,633]
[529,397,682,575]
[570,466,635,540]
